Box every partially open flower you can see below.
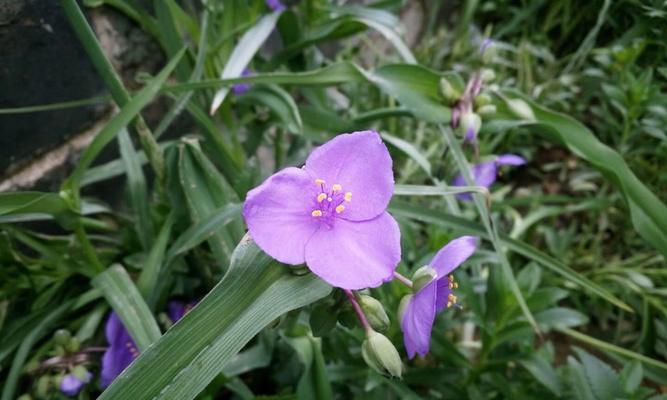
[452,154,527,200]
[243,130,401,290]
[60,369,92,397]
[400,236,477,358]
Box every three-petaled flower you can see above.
[452,154,526,200]
[401,236,477,358]
[243,130,401,290]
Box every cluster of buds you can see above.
[19,329,95,399]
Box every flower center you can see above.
[446,275,459,308]
[310,179,352,225]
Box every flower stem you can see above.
[393,271,413,288]
[344,290,372,334]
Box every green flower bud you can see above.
[36,375,51,398]
[53,329,71,346]
[439,77,460,103]
[361,330,403,378]
[480,68,496,83]
[411,266,437,292]
[65,337,80,353]
[504,98,535,121]
[357,294,390,332]
[458,111,482,139]
[481,40,496,64]
[397,295,412,323]
[474,93,492,107]
[72,365,89,381]
[17,394,33,400]
[477,104,497,116]
[24,360,40,374]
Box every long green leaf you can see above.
[99,237,331,400]
[92,264,162,350]
[210,11,283,114]
[496,90,667,257]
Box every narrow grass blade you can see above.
[137,214,175,305]
[92,264,162,350]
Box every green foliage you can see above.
[1,0,666,399]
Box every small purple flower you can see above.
[60,372,92,396]
[167,300,196,323]
[232,68,252,95]
[480,38,494,53]
[243,130,401,290]
[266,0,286,12]
[452,154,526,200]
[101,312,139,388]
[400,236,477,359]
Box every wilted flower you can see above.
[452,154,526,200]
[243,130,401,289]
[266,0,286,12]
[400,236,477,358]
[60,371,92,396]
[232,68,252,95]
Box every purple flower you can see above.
[480,38,494,53]
[101,312,139,388]
[266,0,286,12]
[232,68,252,95]
[167,300,196,323]
[60,372,92,396]
[243,130,401,290]
[400,236,477,359]
[452,154,526,200]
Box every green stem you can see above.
[75,224,104,273]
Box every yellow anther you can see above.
[344,192,352,202]
[311,210,323,217]
[317,193,327,202]
[315,179,325,185]
[335,205,345,214]
[448,293,457,303]
[332,184,342,191]
[447,301,453,308]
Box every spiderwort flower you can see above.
[243,130,401,290]
[101,312,139,388]
[232,68,252,95]
[266,0,286,12]
[452,154,527,200]
[400,236,477,359]
[60,371,92,396]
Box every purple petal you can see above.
[266,0,286,11]
[452,161,498,200]
[167,301,185,323]
[495,154,526,166]
[60,372,91,396]
[430,236,477,277]
[435,278,454,312]
[243,167,320,264]
[480,38,494,52]
[401,280,437,359]
[101,313,139,388]
[232,68,252,95]
[464,126,476,142]
[304,131,394,221]
[304,212,400,289]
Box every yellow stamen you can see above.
[317,193,327,202]
[448,293,457,303]
[335,205,345,214]
[311,210,323,217]
[332,183,342,191]
[315,178,325,185]
[344,192,352,202]
[447,301,453,308]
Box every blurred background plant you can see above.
[1,0,666,399]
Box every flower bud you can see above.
[65,337,80,353]
[481,39,496,64]
[411,266,437,292]
[505,98,535,121]
[458,111,481,140]
[480,68,496,83]
[53,329,71,346]
[361,330,403,378]
[17,395,32,400]
[397,294,412,323]
[477,104,497,116]
[36,375,51,398]
[474,93,492,107]
[439,77,461,103]
[72,365,89,381]
[357,294,390,332]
